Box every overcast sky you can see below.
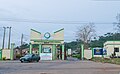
[0,0,120,48]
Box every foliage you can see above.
[15,43,29,49]
[72,54,81,59]
[16,54,22,59]
[91,57,120,65]
[115,13,120,32]
[14,43,29,56]
[76,23,96,49]
[20,43,29,49]
[2,57,6,60]
[66,32,120,51]
[65,41,80,50]
[90,33,120,48]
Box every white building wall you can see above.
[84,50,92,59]
[2,49,10,59]
[104,41,120,57]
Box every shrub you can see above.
[91,57,120,65]
[16,54,22,59]
[72,54,81,59]
[2,57,6,60]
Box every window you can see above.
[114,48,119,52]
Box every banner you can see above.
[68,49,72,55]
[94,48,103,55]
[40,53,52,60]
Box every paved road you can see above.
[0,60,120,74]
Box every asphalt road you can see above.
[0,60,120,74]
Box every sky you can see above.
[0,0,120,48]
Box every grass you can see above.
[72,54,80,59]
[91,57,120,65]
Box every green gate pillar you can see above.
[92,48,94,58]
[0,49,2,60]
[52,44,56,60]
[39,44,42,55]
[11,43,15,60]
[30,43,32,54]
[62,44,64,60]
[81,44,84,60]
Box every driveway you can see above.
[0,60,120,74]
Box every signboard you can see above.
[68,49,72,55]
[44,32,51,39]
[40,53,52,60]
[43,47,51,53]
[103,49,107,55]
[94,48,103,55]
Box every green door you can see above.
[0,50,2,60]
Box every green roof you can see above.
[105,40,120,42]
[30,39,63,43]
[54,28,64,33]
[31,29,41,34]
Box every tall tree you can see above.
[76,23,96,49]
[115,13,120,32]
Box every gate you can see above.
[0,49,2,60]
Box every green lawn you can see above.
[91,57,120,65]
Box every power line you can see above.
[93,0,120,1]
[0,18,118,24]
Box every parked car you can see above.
[20,54,40,63]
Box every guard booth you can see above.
[29,28,65,60]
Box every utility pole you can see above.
[20,33,24,56]
[21,33,23,45]
[2,27,6,49]
[7,27,11,49]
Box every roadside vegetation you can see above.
[91,57,120,65]
[72,54,80,59]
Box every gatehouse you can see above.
[29,28,65,60]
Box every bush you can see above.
[72,54,81,59]
[16,54,22,59]
[91,57,120,65]
[2,57,6,60]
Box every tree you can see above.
[14,43,29,56]
[115,13,120,32]
[90,32,120,48]
[76,23,96,49]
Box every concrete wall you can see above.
[94,55,102,57]
[30,29,42,40]
[84,50,92,59]
[53,29,64,40]
[2,49,10,59]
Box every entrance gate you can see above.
[29,28,65,60]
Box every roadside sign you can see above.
[40,53,52,60]
[94,48,103,55]
[68,49,72,55]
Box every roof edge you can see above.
[31,29,41,34]
[54,28,64,33]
